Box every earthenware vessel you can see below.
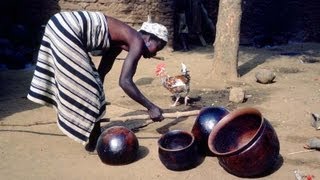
[158,130,204,171]
[208,108,280,177]
[191,106,229,155]
[97,126,139,165]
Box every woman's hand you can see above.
[147,105,164,122]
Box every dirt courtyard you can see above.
[0,43,320,179]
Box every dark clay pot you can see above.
[158,130,204,171]
[208,108,280,177]
[191,106,229,155]
[96,126,139,165]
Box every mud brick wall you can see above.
[59,0,320,47]
[2,0,320,48]
[2,0,320,69]
[1,0,320,48]
[58,0,175,42]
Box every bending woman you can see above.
[27,11,168,151]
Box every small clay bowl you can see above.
[158,130,204,171]
[191,106,229,155]
[96,126,139,165]
[208,108,280,177]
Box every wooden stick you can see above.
[108,110,200,131]
[116,56,164,61]
[0,110,200,128]
[0,121,56,127]
[110,109,200,122]
[287,149,316,155]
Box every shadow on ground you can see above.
[0,68,42,120]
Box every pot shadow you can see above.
[253,154,284,178]
[228,154,284,178]
[135,145,149,162]
[156,116,188,134]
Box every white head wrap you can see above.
[139,22,168,42]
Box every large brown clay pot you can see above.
[208,108,280,177]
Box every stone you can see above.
[229,87,245,103]
[255,69,276,84]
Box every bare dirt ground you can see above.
[1,42,320,180]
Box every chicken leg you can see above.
[184,96,189,105]
[171,95,181,107]
[171,95,189,107]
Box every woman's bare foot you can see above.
[85,122,101,153]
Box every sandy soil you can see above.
[0,43,320,180]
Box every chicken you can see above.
[155,63,190,106]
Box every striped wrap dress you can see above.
[27,11,110,144]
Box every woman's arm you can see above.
[119,39,163,121]
[97,47,122,83]
[106,16,164,122]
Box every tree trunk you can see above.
[211,0,242,81]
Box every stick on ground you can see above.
[110,110,200,122]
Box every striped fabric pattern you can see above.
[27,11,110,144]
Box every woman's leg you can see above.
[85,121,102,152]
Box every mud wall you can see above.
[58,0,320,47]
[59,0,174,41]
[1,0,320,68]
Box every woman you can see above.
[27,11,168,152]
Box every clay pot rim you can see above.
[158,130,195,152]
[193,106,230,126]
[208,107,264,156]
[197,106,229,117]
[200,106,229,112]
